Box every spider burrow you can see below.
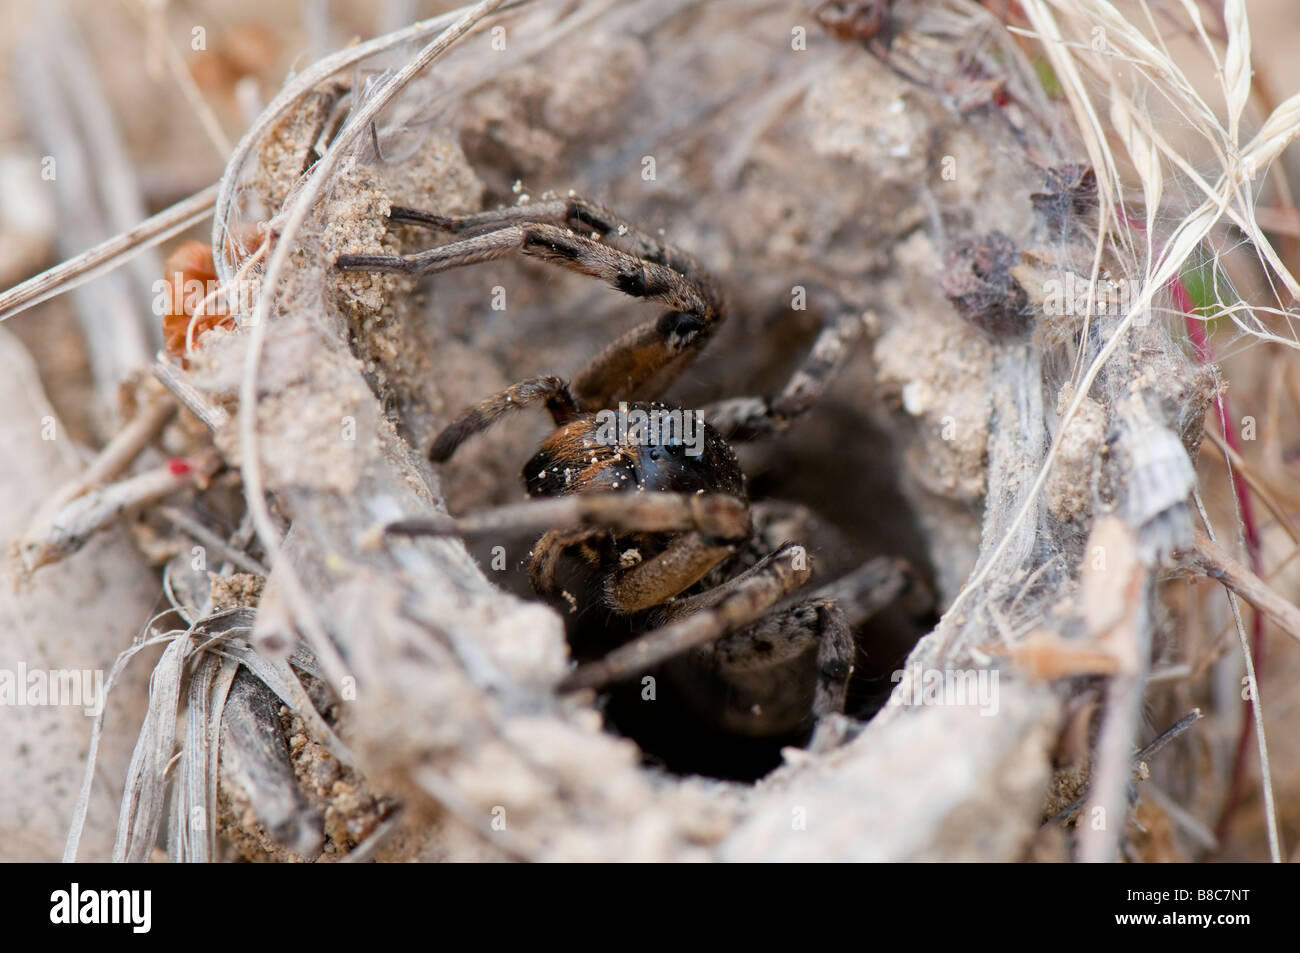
[337,192,919,768]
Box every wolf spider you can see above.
[337,194,917,775]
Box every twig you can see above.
[18,453,219,573]
[1192,529,1300,645]
[151,359,230,431]
[1076,520,1149,863]
[1200,430,1300,546]
[1189,497,1300,681]
[156,505,269,577]
[31,389,176,522]
[0,183,218,323]
[1192,497,1282,863]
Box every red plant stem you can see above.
[1169,277,1265,845]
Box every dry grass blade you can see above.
[956,0,1300,623]
[112,634,189,863]
[0,183,218,323]
[169,653,239,863]
[1193,495,1282,862]
[1222,0,1252,145]
[63,626,177,862]
[111,610,253,863]
[213,640,355,769]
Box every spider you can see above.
[336,194,919,774]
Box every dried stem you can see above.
[0,183,218,323]
[19,453,219,573]
[31,389,176,523]
[1194,500,1283,862]
[156,505,269,577]
[1193,529,1300,645]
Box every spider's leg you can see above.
[800,555,914,629]
[335,225,528,274]
[383,491,749,541]
[558,541,810,692]
[653,596,854,739]
[385,491,752,612]
[529,527,602,601]
[389,196,707,279]
[429,376,578,462]
[702,311,866,442]
[338,213,724,410]
[808,602,855,719]
[567,299,719,410]
[603,532,739,613]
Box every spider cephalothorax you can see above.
[338,192,919,776]
[522,403,745,499]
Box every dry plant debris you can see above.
[1,0,1299,865]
